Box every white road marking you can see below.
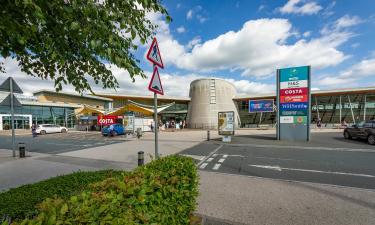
[199,163,209,169]
[228,143,375,153]
[212,163,221,170]
[249,164,375,178]
[197,145,223,167]
[206,157,214,162]
[218,158,226,163]
[223,154,228,158]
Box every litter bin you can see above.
[138,151,144,166]
[18,143,26,158]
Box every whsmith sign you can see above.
[277,66,311,141]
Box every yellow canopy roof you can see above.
[75,105,104,116]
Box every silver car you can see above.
[36,124,68,135]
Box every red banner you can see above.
[97,115,117,125]
[280,95,308,103]
[280,87,308,96]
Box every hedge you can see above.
[8,155,199,225]
[0,170,124,221]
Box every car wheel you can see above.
[40,130,46,135]
[368,135,375,145]
[61,129,67,133]
[111,131,117,137]
[344,131,352,139]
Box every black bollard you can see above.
[138,151,144,166]
[207,130,210,141]
[18,143,25,158]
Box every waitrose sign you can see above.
[277,66,311,141]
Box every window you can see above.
[364,122,374,128]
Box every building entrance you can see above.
[0,114,32,130]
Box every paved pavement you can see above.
[0,132,126,154]
[0,149,136,192]
[198,171,375,225]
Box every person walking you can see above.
[31,124,37,138]
[317,119,322,129]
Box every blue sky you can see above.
[2,0,375,97]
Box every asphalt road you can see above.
[180,132,375,189]
[0,132,127,154]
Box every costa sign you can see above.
[97,115,117,125]
[280,87,308,96]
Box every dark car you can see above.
[101,123,125,136]
[343,120,375,145]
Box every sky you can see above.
[2,0,375,97]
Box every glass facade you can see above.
[0,105,76,128]
[237,93,375,128]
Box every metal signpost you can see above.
[0,77,23,157]
[277,66,311,141]
[146,37,164,159]
[218,111,235,142]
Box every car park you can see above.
[101,123,125,136]
[343,120,375,145]
[36,124,68,135]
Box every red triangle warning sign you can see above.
[148,67,164,95]
[146,38,164,68]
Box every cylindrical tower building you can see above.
[187,78,240,129]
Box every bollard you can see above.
[18,143,26,158]
[207,130,210,141]
[138,151,144,166]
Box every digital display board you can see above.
[249,99,274,113]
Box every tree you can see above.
[0,0,170,93]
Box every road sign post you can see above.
[147,37,164,159]
[0,77,23,157]
[10,78,15,157]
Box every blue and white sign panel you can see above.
[249,99,274,113]
[277,66,311,141]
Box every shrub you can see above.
[10,155,199,225]
[0,170,124,220]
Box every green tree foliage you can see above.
[0,0,170,93]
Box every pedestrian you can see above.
[179,121,183,130]
[150,121,154,132]
[166,121,169,129]
[31,124,37,138]
[317,119,322,129]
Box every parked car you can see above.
[343,120,375,145]
[102,123,125,136]
[36,124,68,135]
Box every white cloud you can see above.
[303,31,311,37]
[351,43,360,49]
[317,57,375,87]
[225,79,274,95]
[176,3,181,9]
[186,10,193,20]
[258,4,265,12]
[334,15,363,29]
[279,0,322,15]
[163,18,351,77]
[196,14,207,23]
[0,57,273,97]
[187,36,201,49]
[176,26,186,33]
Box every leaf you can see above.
[60,203,68,215]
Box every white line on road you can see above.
[197,145,223,167]
[218,158,226,163]
[223,154,228,158]
[213,154,218,157]
[207,157,214,162]
[212,163,221,170]
[228,143,375,153]
[199,163,209,169]
[249,164,375,178]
